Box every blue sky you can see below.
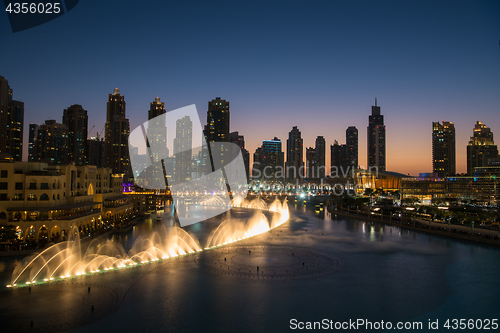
[1,0,499,175]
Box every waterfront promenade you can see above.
[328,205,500,246]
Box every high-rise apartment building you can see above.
[306,147,317,179]
[367,99,386,171]
[173,116,192,183]
[345,126,358,169]
[315,136,326,178]
[28,124,39,162]
[330,140,346,173]
[286,126,304,181]
[147,97,167,164]
[467,121,498,175]
[34,120,68,164]
[261,138,284,182]
[432,121,456,177]
[229,131,250,181]
[63,104,88,165]
[88,134,105,168]
[207,97,229,142]
[104,88,131,177]
[0,76,24,161]
[252,147,262,180]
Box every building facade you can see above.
[0,156,138,242]
[34,120,68,164]
[0,76,24,161]
[63,104,88,166]
[104,88,131,178]
[466,121,498,175]
[315,136,326,179]
[367,99,386,171]
[285,126,304,182]
[432,121,456,177]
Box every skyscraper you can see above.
[207,97,230,168]
[0,76,24,161]
[330,140,346,173]
[345,126,358,169]
[63,104,88,165]
[28,124,39,162]
[306,147,316,179]
[432,121,456,177]
[331,127,358,176]
[147,97,167,164]
[261,138,284,182]
[34,120,68,164]
[252,147,262,180]
[88,135,105,168]
[104,88,131,177]
[229,131,250,181]
[286,126,304,182]
[367,98,386,171]
[207,97,230,142]
[8,100,24,162]
[315,136,326,178]
[173,116,192,183]
[467,121,498,175]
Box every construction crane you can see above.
[87,125,95,136]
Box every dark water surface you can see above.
[2,205,499,332]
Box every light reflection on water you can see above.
[3,204,500,333]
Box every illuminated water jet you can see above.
[9,198,288,287]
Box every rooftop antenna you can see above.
[375,97,377,106]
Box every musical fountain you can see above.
[7,198,289,288]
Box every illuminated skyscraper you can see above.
[207,97,229,142]
[286,126,304,181]
[104,88,131,177]
[367,99,386,171]
[467,121,498,175]
[173,116,192,183]
[63,104,88,165]
[315,136,326,178]
[345,126,358,169]
[207,97,230,167]
[432,121,456,177]
[147,97,167,162]
[306,147,316,179]
[0,76,24,161]
[28,124,39,162]
[34,120,68,164]
[261,138,284,182]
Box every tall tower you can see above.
[173,116,192,183]
[28,124,39,162]
[467,121,498,175]
[63,104,88,165]
[0,76,24,161]
[147,97,167,161]
[306,147,316,179]
[207,97,230,142]
[261,138,284,182]
[346,126,358,169]
[286,126,304,181]
[432,121,456,177]
[34,120,68,164]
[229,131,250,181]
[315,136,326,178]
[367,98,386,171]
[104,88,131,177]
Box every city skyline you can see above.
[11,86,500,177]
[1,0,499,176]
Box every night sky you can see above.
[1,0,499,176]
